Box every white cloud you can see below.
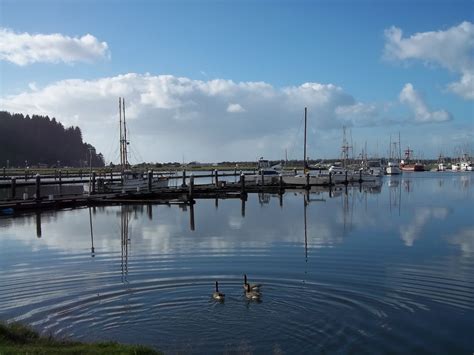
[0,73,457,162]
[400,207,449,247]
[0,28,110,65]
[448,227,474,257]
[384,21,474,100]
[0,73,378,162]
[399,83,452,123]
[226,103,245,113]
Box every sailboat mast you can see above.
[122,98,128,167]
[303,107,307,171]
[119,97,123,169]
[398,132,402,161]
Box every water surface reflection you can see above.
[0,172,473,354]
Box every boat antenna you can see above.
[122,98,129,168]
[303,107,308,172]
[119,97,123,170]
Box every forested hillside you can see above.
[0,111,104,168]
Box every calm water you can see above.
[1,172,473,354]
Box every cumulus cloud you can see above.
[399,83,452,123]
[0,73,455,162]
[226,103,245,113]
[384,21,474,100]
[1,73,381,162]
[0,27,110,65]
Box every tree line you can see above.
[0,111,104,168]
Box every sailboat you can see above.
[104,98,168,192]
[385,134,401,175]
[283,108,331,185]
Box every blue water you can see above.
[0,172,473,354]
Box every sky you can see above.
[0,0,473,164]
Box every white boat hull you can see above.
[104,177,168,192]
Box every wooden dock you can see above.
[0,169,373,216]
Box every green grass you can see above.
[0,322,160,355]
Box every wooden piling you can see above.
[279,174,283,193]
[92,171,96,194]
[329,172,332,185]
[359,170,362,183]
[35,174,41,201]
[188,174,194,200]
[240,173,246,193]
[182,170,187,187]
[260,170,264,186]
[11,177,16,199]
[306,172,310,189]
[58,170,62,185]
[214,169,219,187]
[148,170,152,192]
[345,170,348,184]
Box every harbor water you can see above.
[0,172,473,353]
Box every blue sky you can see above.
[1,0,473,163]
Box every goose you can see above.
[243,274,261,291]
[212,281,225,301]
[245,283,261,301]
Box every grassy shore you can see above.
[0,322,160,355]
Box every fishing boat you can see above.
[246,158,283,185]
[400,147,424,171]
[386,161,401,175]
[385,136,401,175]
[103,98,168,192]
[452,154,473,171]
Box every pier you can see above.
[0,168,373,215]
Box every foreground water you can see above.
[0,172,473,354]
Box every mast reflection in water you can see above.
[0,173,473,354]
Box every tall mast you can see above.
[119,97,123,169]
[122,98,128,168]
[303,107,307,171]
[389,135,392,160]
[398,132,402,161]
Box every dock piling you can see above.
[306,172,310,189]
[148,170,152,192]
[35,174,41,201]
[214,170,219,187]
[240,173,246,193]
[182,170,187,187]
[189,174,194,200]
[91,171,96,194]
[58,170,62,185]
[11,177,16,199]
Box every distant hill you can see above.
[0,111,104,168]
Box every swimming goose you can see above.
[243,274,261,291]
[245,283,261,300]
[212,281,225,301]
